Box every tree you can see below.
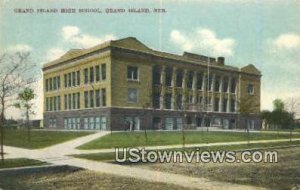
[238,96,260,145]
[14,87,35,142]
[261,110,272,130]
[0,52,37,163]
[273,99,285,111]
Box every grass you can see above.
[73,140,300,162]
[135,146,300,190]
[0,158,47,169]
[78,130,300,149]
[0,169,189,190]
[4,129,93,149]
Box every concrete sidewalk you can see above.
[73,138,300,155]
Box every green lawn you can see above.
[4,130,93,149]
[0,170,186,190]
[78,130,300,149]
[0,158,47,169]
[74,141,300,162]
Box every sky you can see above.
[0,0,300,119]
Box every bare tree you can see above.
[0,52,37,163]
[285,97,300,118]
[284,97,300,141]
[237,96,260,145]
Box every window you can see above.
[64,95,67,110]
[90,90,94,108]
[57,76,60,89]
[64,118,68,129]
[46,97,49,111]
[214,98,219,112]
[231,98,235,112]
[152,66,161,85]
[164,93,172,109]
[165,117,174,130]
[187,71,193,89]
[176,69,183,87]
[49,97,53,111]
[101,64,106,80]
[128,88,138,103]
[215,76,220,92]
[77,92,80,109]
[64,74,67,88]
[83,116,106,130]
[76,71,80,86]
[84,91,88,108]
[53,77,57,90]
[84,68,88,84]
[223,77,229,92]
[49,78,53,91]
[165,67,173,87]
[54,96,57,111]
[208,75,213,91]
[125,116,140,131]
[89,117,95,129]
[101,117,107,130]
[95,65,100,82]
[84,117,89,129]
[90,67,94,83]
[176,94,182,109]
[223,98,227,112]
[72,72,76,86]
[127,66,138,80]
[45,79,49,92]
[72,93,76,109]
[57,96,61,110]
[102,88,106,107]
[49,118,56,128]
[95,117,101,130]
[247,84,254,95]
[231,78,236,93]
[152,91,160,109]
[186,116,192,125]
[68,73,71,87]
[95,89,100,107]
[68,94,71,110]
[196,117,202,127]
[196,73,203,90]
[176,118,183,130]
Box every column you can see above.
[160,66,166,109]
[192,72,197,105]
[182,69,188,109]
[219,76,224,112]
[202,73,207,110]
[234,78,238,113]
[171,67,177,110]
[227,77,232,112]
[211,74,216,111]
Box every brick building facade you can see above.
[43,37,262,131]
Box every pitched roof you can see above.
[43,37,260,75]
[240,64,261,75]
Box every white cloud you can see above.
[62,25,80,40]
[170,28,235,57]
[270,33,300,50]
[5,44,33,53]
[46,48,66,62]
[61,25,116,48]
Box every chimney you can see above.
[217,57,225,66]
